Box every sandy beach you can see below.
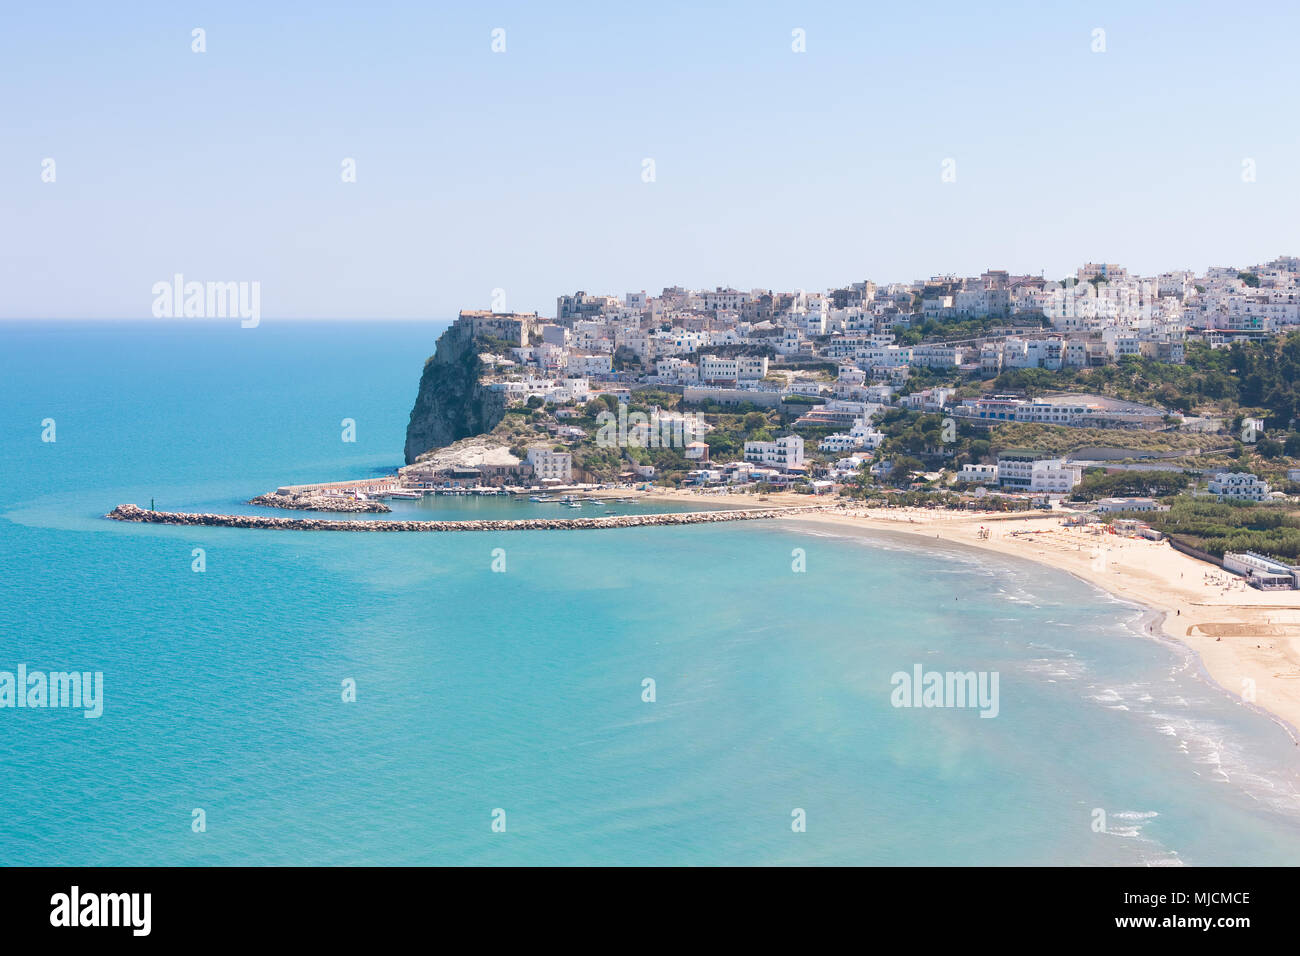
[642,488,1300,740]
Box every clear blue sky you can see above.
[3,0,1297,319]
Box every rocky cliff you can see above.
[403,321,506,464]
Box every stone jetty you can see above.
[106,503,827,532]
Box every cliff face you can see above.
[403,321,506,464]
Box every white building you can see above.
[744,434,805,472]
[699,354,769,382]
[955,463,999,485]
[527,447,573,484]
[652,356,699,385]
[899,387,954,412]
[837,365,867,385]
[543,378,591,405]
[565,352,613,376]
[909,344,966,368]
[997,451,1083,493]
[1095,497,1163,513]
[1222,552,1299,590]
[819,420,884,453]
[1208,472,1270,502]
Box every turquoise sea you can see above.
[3,320,1300,866]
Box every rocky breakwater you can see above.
[247,492,391,513]
[107,503,829,532]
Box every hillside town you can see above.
[395,257,1296,490]
[359,256,1300,589]
[518,254,1300,386]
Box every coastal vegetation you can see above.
[839,485,1043,511]
[1137,498,1300,560]
[992,333,1300,425]
[988,423,1224,457]
[1070,469,1191,501]
[869,412,1231,478]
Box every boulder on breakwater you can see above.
[105,503,827,532]
[248,493,391,513]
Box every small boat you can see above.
[387,490,421,500]
[566,501,583,508]
[529,495,552,503]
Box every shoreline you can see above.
[798,511,1300,744]
[648,488,1300,742]
[107,483,1300,738]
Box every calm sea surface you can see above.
[3,320,1300,865]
